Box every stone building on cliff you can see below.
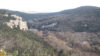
[5,14,28,30]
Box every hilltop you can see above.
[6,6,100,32]
[26,6,100,56]
[27,6,100,32]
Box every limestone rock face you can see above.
[5,14,28,30]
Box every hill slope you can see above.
[1,6,100,56]
[7,10,60,20]
[27,6,100,32]
[26,6,100,56]
[0,10,55,56]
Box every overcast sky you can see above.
[0,0,100,13]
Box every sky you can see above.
[0,0,100,13]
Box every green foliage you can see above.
[0,26,54,56]
[74,20,100,32]
[0,12,55,56]
[26,6,100,32]
[0,48,6,56]
[58,50,70,56]
[13,50,18,56]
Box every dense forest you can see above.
[1,6,100,56]
[0,9,72,56]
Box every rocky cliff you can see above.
[5,14,28,30]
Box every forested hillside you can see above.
[0,10,58,56]
[26,6,100,32]
[0,10,74,56]
[1,6,100,56]
[25,6,100,56]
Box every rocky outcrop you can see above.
[5,14,28,30]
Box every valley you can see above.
[0,6,100,56]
